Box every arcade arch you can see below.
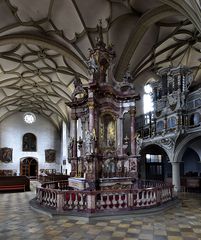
[140,144,171,181]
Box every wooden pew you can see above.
[0,184,25,192]
[0,176,30,192]
[186,178,201,192]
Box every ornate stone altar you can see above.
[67,21,140,190]
[32,22,175,216]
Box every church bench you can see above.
[0,176,30,191]
[186,178,200,192]
[0,184,25,192]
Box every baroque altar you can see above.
[67,21,140,190]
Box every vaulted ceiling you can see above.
[0,0,200,128]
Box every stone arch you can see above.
[140,144,171,180]
[174,133,201,162]
[181,148,201,177]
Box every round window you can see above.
[23,112,36,124]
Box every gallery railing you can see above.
[36,180,174,213]
[136,109,201,140]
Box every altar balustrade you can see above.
[38,173,69,184]
[36,180,174,213]
[41,180,69,190]
[36,187,58,209]
[137,180,169,188]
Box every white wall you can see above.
[0,112,62,175]
[61,121,71,175]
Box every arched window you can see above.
[189,112,200,127]
[143,83,154,114]
[167,117,177,129]
[22,133,37,151]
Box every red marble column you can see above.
[72,117,77,158]
[117,117,123,155]
[130,107,136,156]
[71,115,78,177]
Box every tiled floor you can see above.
[0,181,201,240]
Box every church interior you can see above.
[0,0,201,239]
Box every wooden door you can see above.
[20,158,38,177]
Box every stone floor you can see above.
[0,181,201,240]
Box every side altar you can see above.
[67,21,140,191]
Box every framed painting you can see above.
[45,149,56,163]
[0,148,12,163]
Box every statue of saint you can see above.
[85,130,94,155]
[68,137,74,158]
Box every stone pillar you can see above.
[171,162,181,192]
[130,107,136,156]
[87,192,96,213]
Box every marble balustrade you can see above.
[36,180,174,213]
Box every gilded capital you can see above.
[71,114,78,120]
[88,102,95,109]
[129,107,136,116]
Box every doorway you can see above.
[20,157,38,177]
[145,154,164,180]
[140,144,171,181]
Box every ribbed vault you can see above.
[0,0,200,126]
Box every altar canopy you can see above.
[67,22,140,190]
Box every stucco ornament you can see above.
[160,138,174,150]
